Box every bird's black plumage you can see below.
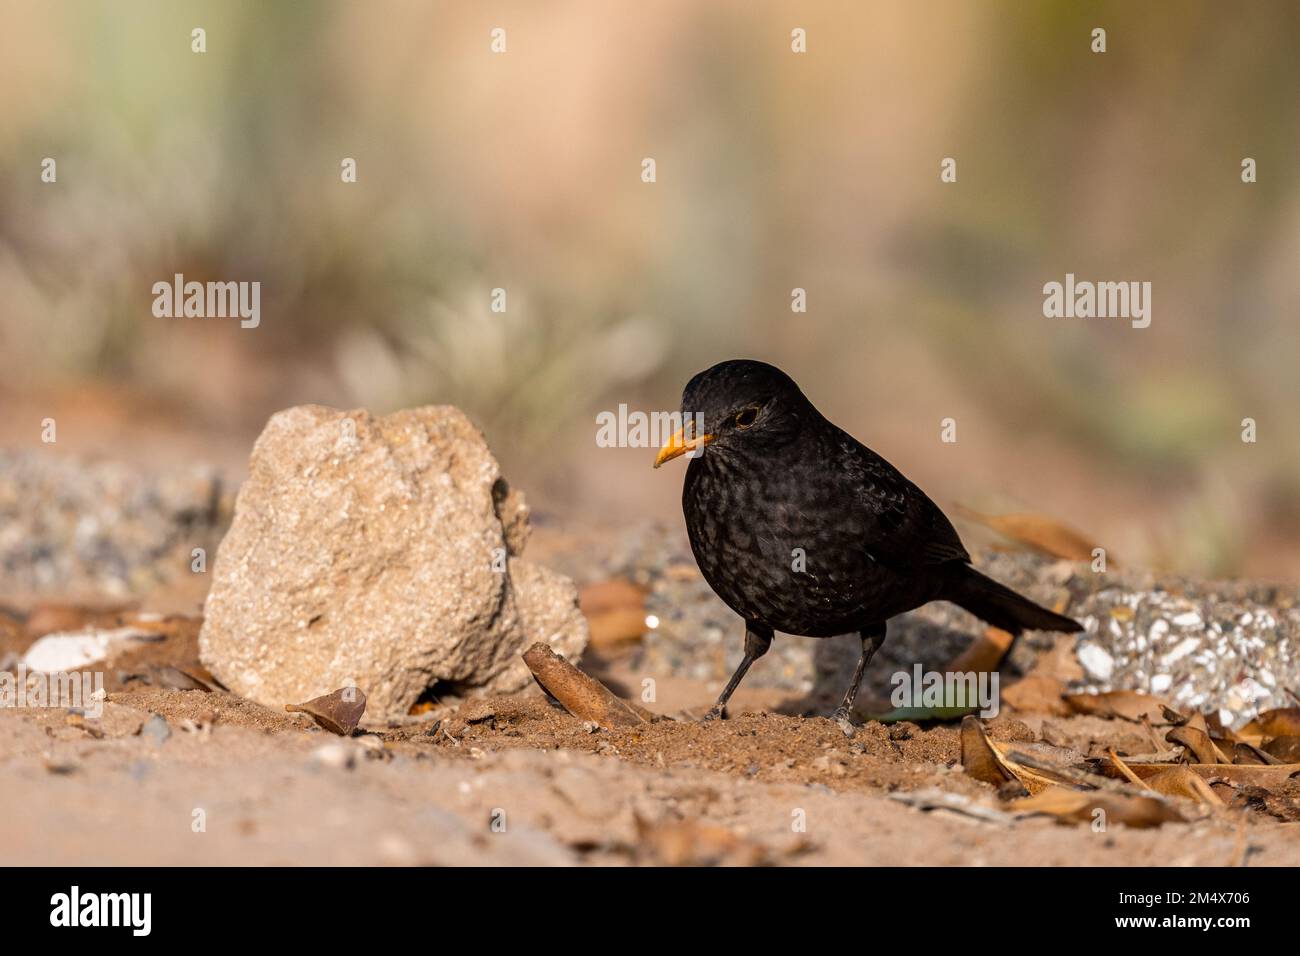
[658,359,1082,727]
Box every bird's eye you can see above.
[733,406,760,429]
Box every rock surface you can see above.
[198,405,587,721]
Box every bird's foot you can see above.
[701,704,726,723]
[830,706,857,737]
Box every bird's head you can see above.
[653,359,813,468]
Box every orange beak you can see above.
[653,423,715,468]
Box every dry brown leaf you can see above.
[1144,766,1225,806]
[1160,706,1216,738]
[946,626,1014,674]
[1232,742,1281,766]
[1095,758,1300,788]
[1166,724,1231,764]
[1011,787,1184,827]
[1196,764,1300,789]
[586,607,650,649]
[952,507,1107,562]
[578,579,649,649]
[1065,690,1172,723]
[25,601,136,638]
[578,578,646,614]
[1002,674,1071,716]
[960,715,1018,790]
[960,716,1079,795]
[1211,736,1238,757]
[1205,711,1240,745]
[1262,736,1300,763]
[1239,708,1300,740]
[285,686,367,736]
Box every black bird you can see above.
[654,359,1082,729]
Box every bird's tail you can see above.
[942,564,1083,636]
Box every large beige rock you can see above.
[198,405,587,722]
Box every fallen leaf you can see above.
[1166,724,1231,764]
[872,630,1013,721]
[1161,705,1215,738]
[285,687,367,736]
[874,703,980,722]
[1231,742,1281,766]
[947,626,1014,673]
[1205,710,1240,745]
[1144,766,1225,806]
[578,579,649,649]
[952,507,1108,562]
[1007,746,1118,789]
[25,602,135,638]
[1262,736,1300,763]
[1003,674,1070,716]
[1239,708,1300,740]
[1010,787,1184,827]
[1064,690,1172,723]
[961,716,1022,790]
[1094,757,1300,789]
[960,716,1080,795]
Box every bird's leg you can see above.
[702,623,773,721]
[831,623,887,735]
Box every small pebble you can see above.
[309,743,356,771]
[139,714,171,745]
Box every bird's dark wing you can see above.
[833,430,970,572]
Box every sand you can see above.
[3,610,1298,866]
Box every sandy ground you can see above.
[3,611,1299,866]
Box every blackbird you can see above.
[654,359,1082,729]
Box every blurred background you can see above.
[1,0,1298,581]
